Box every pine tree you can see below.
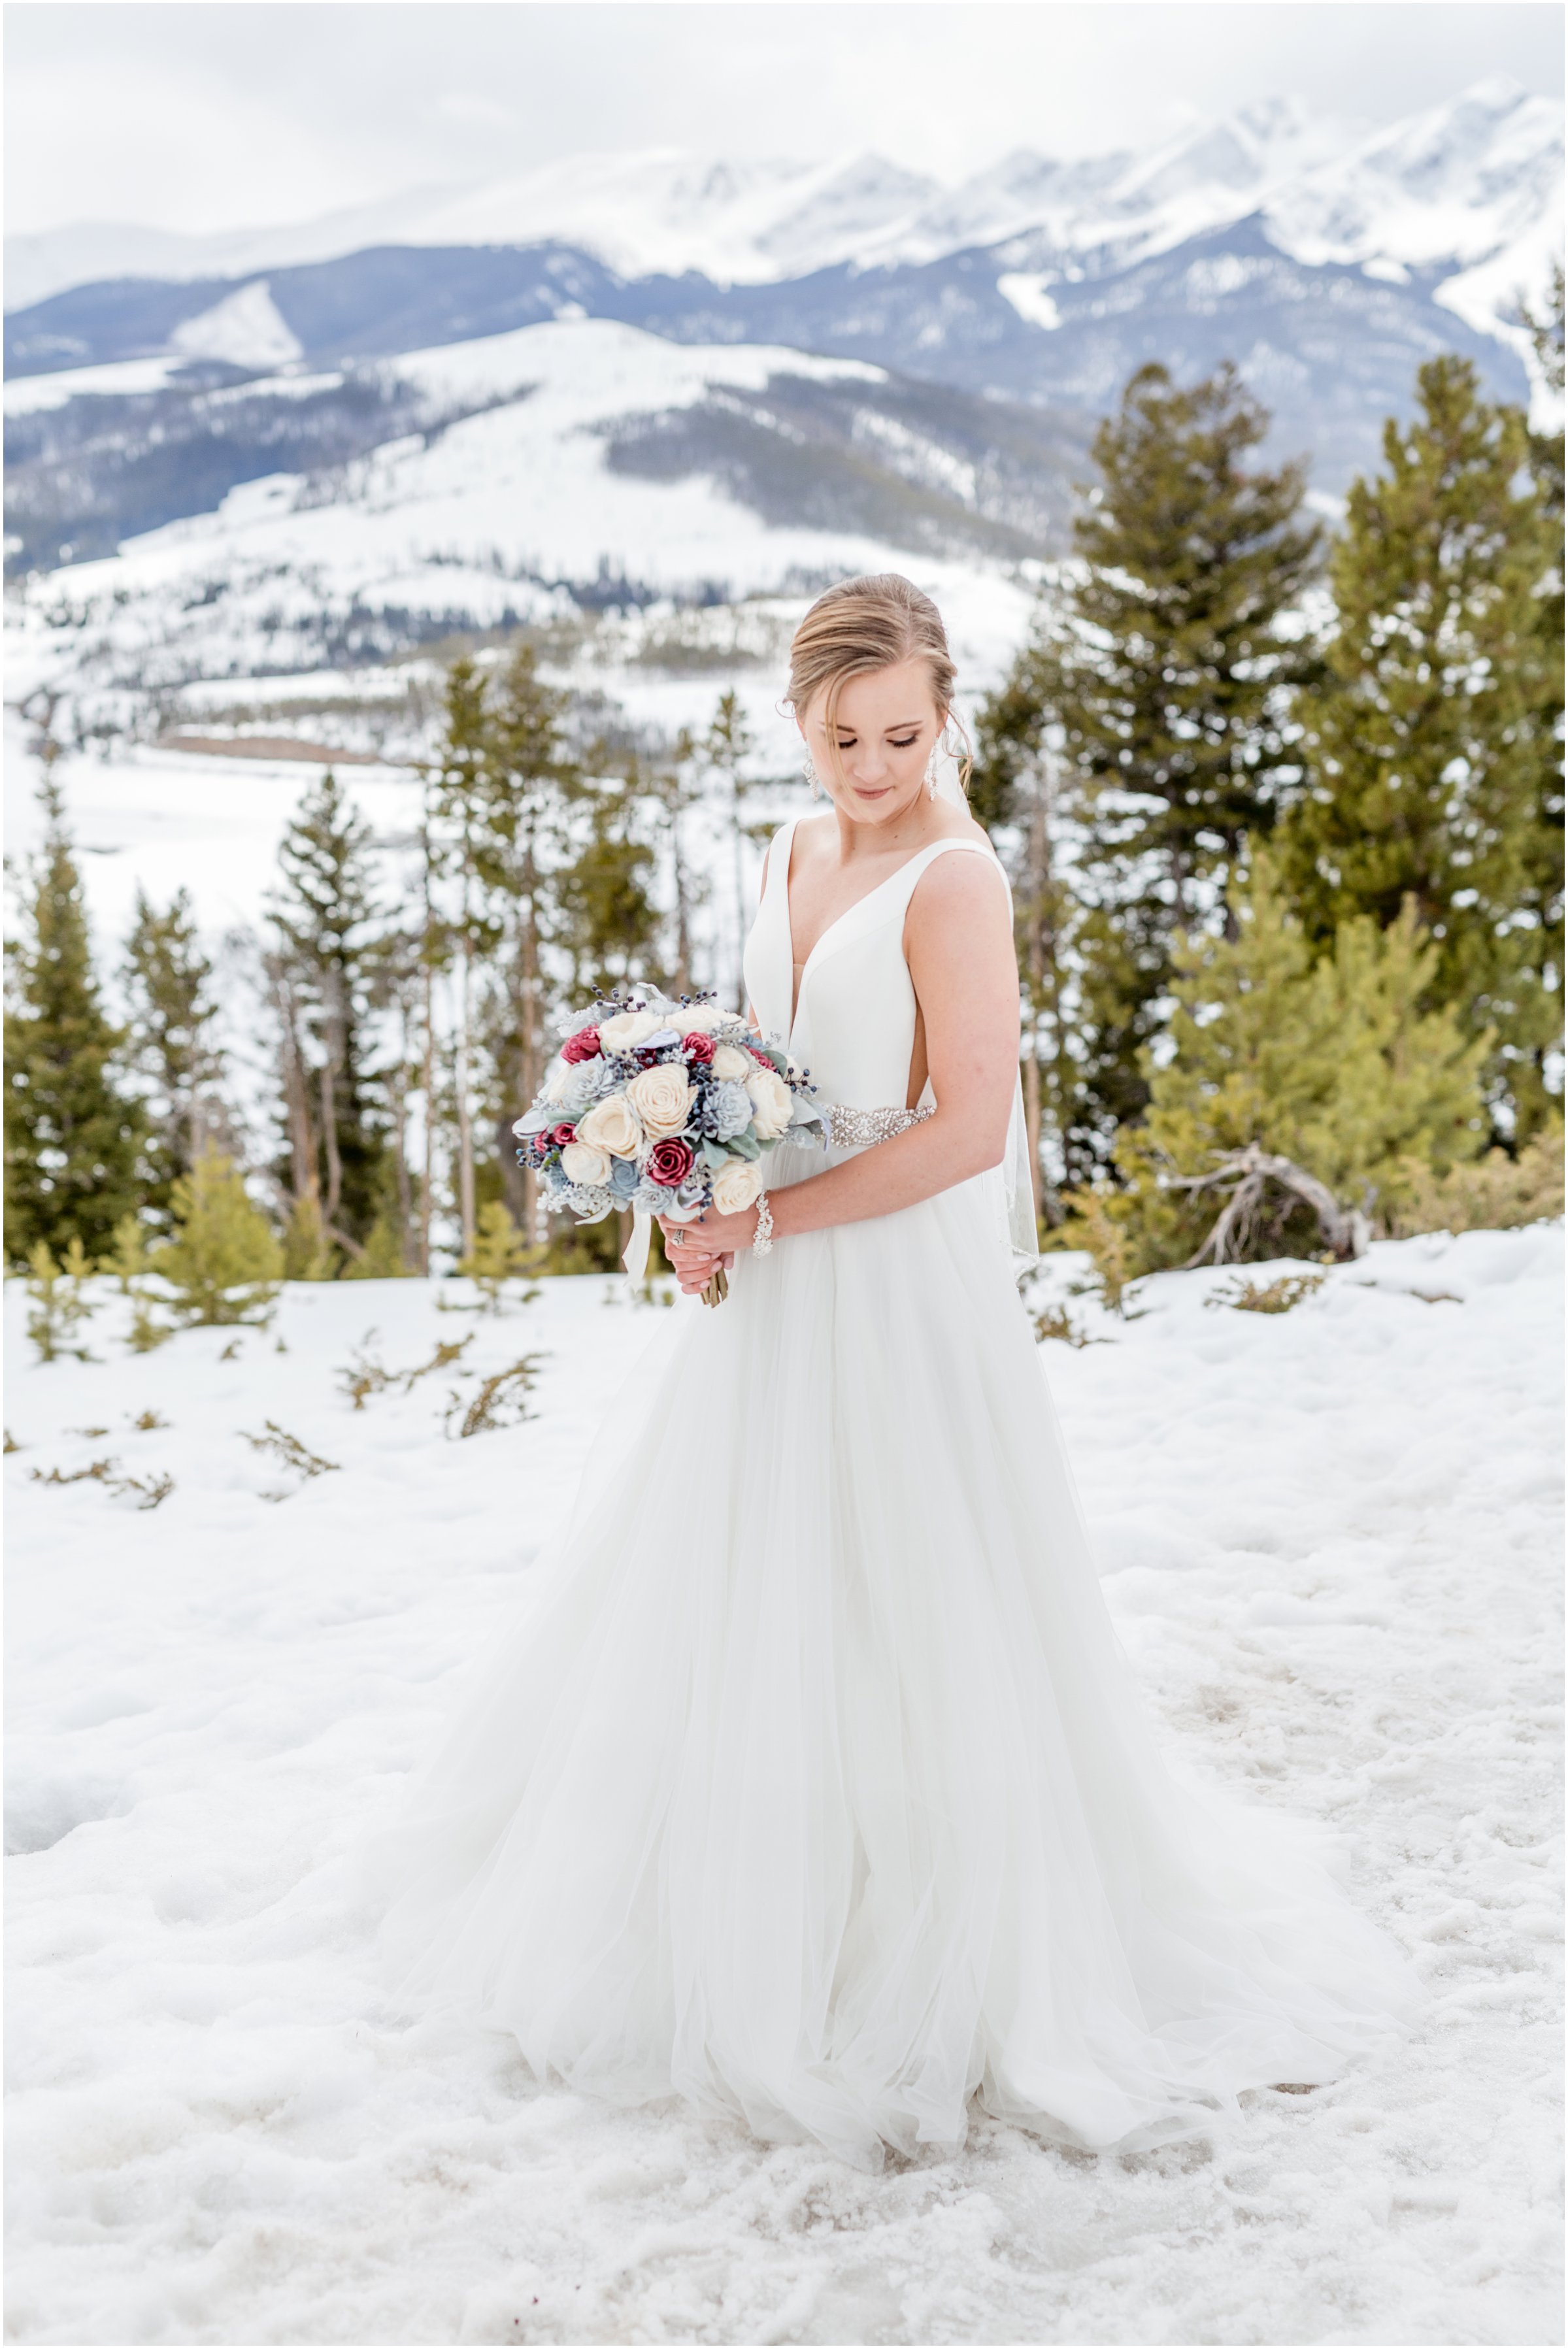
[427,658,494,1253]
[978,362,1322,1163]
[456,1199,535,1311]
[5,773,146,1262]
[121,885,225,1224]
[154,1147,284,1325]
[697,690,763,1012]
[343,1212,414,1279]
[466,644,576,1233]
[267,769,389,1254]
[24,1236,98,1363]
[1099,855,1488,1272]
[1281,357,1561,1137]
[644,734,709,995]
[555,771,661,999]
[280,1184,336,1280]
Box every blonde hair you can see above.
[786,573,971,792]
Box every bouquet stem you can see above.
[701,1265,729,1308]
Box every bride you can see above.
[366,573,1413,2168]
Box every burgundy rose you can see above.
[561,1026,601,1063]
[745,1041,773,1064]
[646,1137,694,1186]
[682,1032,716,1066]
[549,1122,576,1148]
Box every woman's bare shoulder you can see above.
[906,830,1010,933]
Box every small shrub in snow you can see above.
[1031,1303,1107,1349]
[126,1294,175,1354]
[156,1150,282,1326]
[105,1215,152,1293]
[337,1331,473,1409]
[1389,1127,1564,1238]
[241,1421,339,1495]
[453,1203,539,1314]
[1207,1273,1326,1315]
[444,1356,546,1439]
[24,1239,98,1363]
[27,1454,174,1508]
[344,1214,415,1281]
[281,1189,336,1282]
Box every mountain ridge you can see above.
[8,77,1558,337]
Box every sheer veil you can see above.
[933,744,1039,1280]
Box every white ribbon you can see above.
[623,1207,652,1282]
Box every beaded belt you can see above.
[624,1101,934,1280]
[825,1103,933,1147]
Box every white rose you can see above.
[577,1093,644,1158]
[597,1009,663,1054]
[745,1067,792,1141]
[710,1044,752,1081]
[627,1063,695,1139]
[676,1005,732,1033]
[711,1158,764,1215]
[559,1139,610,1186]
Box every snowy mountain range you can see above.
[4,78,1560,747]
[8,78,1558,317]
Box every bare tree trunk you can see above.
[271,961,316,1203]
[456,935,476,1254]
[732,786,748,1014]
[392,1010,413,1267]
[320,1056,342,1226]
[518,858,542,1243]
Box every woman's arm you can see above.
[664,853,1017,1284]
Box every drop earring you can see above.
[925,744,939,800]
[803,759,822,799]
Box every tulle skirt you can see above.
[360,1144,1415,2167]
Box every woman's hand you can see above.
[658,1205,756,1295]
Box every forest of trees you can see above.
[6,290,1563,1301]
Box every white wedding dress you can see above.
[364,820,1414,2167]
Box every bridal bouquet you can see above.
[513,988,825,1303]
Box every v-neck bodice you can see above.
[742,814,1006,1110]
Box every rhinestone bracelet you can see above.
[752,1191,775,1256]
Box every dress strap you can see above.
[892,836,1010,913]
[764,816,799,906]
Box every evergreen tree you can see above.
[427,657,495,1252]
[644,734,709,995]
[5,773,146,1261]
[267,769,389,1252]
[978,362,1322,1161]
[554,771,661,999]
[466,644,577,1231]
[154,1147,284,1325]
[24,1236,99,1363]
[121,886,225,1224]
[697,690,764,1012]
[1097,855,1488,1272]
[1281,358,1561,1137]
[456,1199,535,1310]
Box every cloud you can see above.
[6,1,1563,237]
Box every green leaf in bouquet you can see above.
[727,1130,762,1161]
[701,1138,731,1170]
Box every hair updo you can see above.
[785,573,971,791]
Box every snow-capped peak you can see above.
[5,80,1559,315]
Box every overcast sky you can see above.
[6,1,1563,238]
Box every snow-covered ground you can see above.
[6,1227,1561,2346]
